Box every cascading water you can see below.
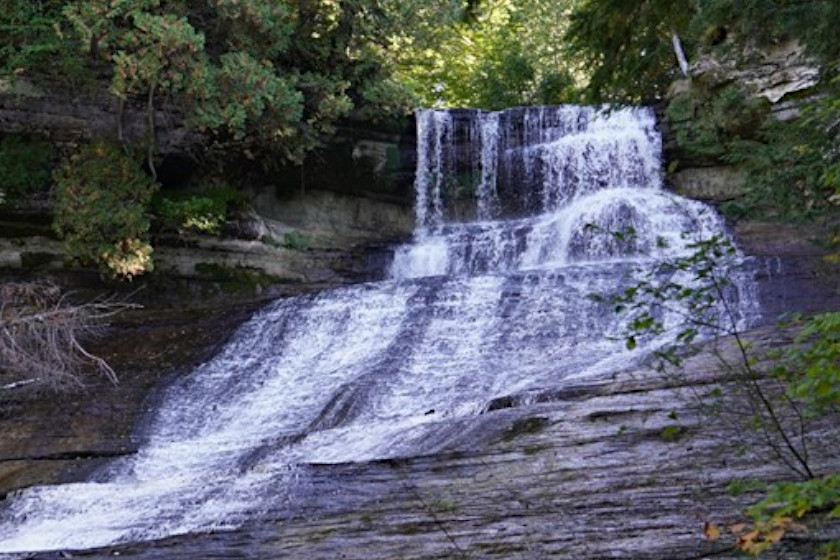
[0,106,760,555]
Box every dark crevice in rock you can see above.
[0,448,137,463]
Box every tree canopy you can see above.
[3,0,840,118]
[563,0,840,102]
[1,0,419,163]
[386,0,580,109]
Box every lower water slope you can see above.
[14,327,840,560]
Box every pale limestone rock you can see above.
[670,166,746,202]
[246,187,414,246]
[691,40,820,104]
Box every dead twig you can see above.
[0,280,140,391]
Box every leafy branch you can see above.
[600,229,840,555]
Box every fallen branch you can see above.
[0,281,139,391]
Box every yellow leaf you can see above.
[704,522,721,541]
[772,516,794,527]
[737,529,760,552]
[766,527,785,544]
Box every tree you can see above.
[604,233,840,556]
[53,142,159,280]
[563,0,840,103]
[3,0,422,168]
[0,0,87,84]
[384,0,580,109]
[563,0,695,102]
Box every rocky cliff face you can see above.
[0,304,257,499]
[656,39,840,325]
[662,39,820,204]
[2,177,838,560]
[0,76,417,289]
[0,78,198,153]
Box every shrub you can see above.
[53,142,159,279]
[155,187,245,235]
[0,1,91,87]
[0,135,52,203]
[282,230,310,250]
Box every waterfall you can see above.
[0,106,760,555]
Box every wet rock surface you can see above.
[736,221,840,318]
[0,250,837,558]
[2,96,839,559]
[15,328,840,560]
[0,303,260,498]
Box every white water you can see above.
[0,106,759,555]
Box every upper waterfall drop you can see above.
[0,104,759,556]
[391,106,720,280]
[411,106,662,232]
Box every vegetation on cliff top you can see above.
[566,0,840,221]
[3,0,839,223]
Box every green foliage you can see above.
[355,78,418,125]
[387,0,580,108]
[660,425,683,442]
[666,84,769,165]
[749,473,840,521]
[192,52,303,144]
[430,497,457,514]
[737,473,840,557]
[446,21,539,110]
[605,232,840,555]
[212,0,293,58]
[193,262,273,294]
[110,12,206,98]
[564,0,694,102]
[563,0,840,102]
[822,541,840,560]
[783,313,840,413]
[57,0,415,165]
[605,232,821,482]
[665,76,839,223]
[0,135,52,203]
[0,0,90,85]
[721,91,839,221]
[793,1,840,63]
[155,187,244,235]
[695,0,840,63]
[606,233,741,361]
[689,0,787,46]
[282,231,310,251]
[53,143,159,279]
[726,478,766,496]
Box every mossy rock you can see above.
[500,416,550,442]
[193,263,273,294]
